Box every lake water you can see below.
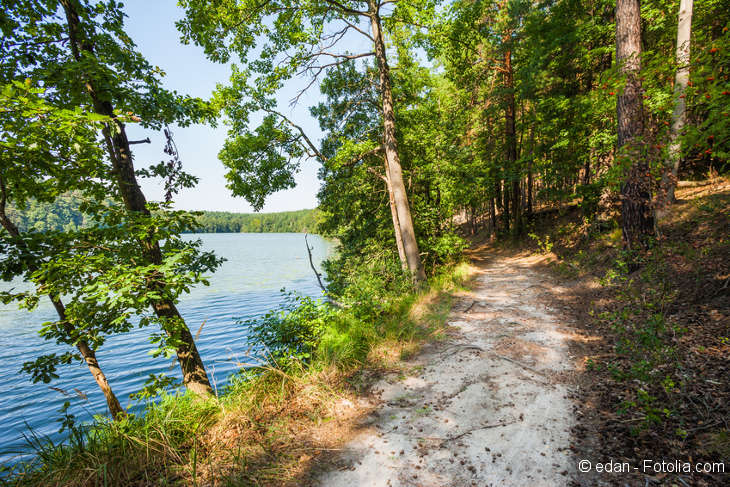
[0,233,333,464]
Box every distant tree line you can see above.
[7,195,318,234]
[193,209,318,233]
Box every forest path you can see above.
[315,251,578,487]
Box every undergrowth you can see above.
[1,261,472,486]
[525,179,730,480]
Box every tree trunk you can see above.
[61,0,213,396]
[0,184,125,418]
[527,126,534,217]
[489,197,497,240]
[527,160,534,217]
[502,181,510,233]
[385,165,407,268]
[658,0,693,214]
[503,46,520,236]
[495,177,503,220]
[616,0,654,252]
[51,299,126,418]
[369,3,426,283]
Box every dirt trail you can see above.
[315,252,578,486]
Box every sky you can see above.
[120,1,331,213]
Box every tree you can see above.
[178,0,430,282]
[1,0,222,397]
[616,0,654,252]
[657,0,694,213]
[57,0,214,396]
[0,81,125,418]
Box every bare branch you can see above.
[261,107,328,163]
[296,52,374,78]
[128,138,151,145]
[319,25,351,51]
[341,18,374,41]
[305,233,327,293]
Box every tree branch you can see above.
[128,138,151,145]
[262,107,328,163]
[341,18,374,41]
[322,0,370,17]
[305,233,327,293]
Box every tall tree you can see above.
[502,20,520,236]
[0,82,125,418]
[368,0,426,281]
[616,0,654,251]
[657,0,694,213]
[58,0,214,396]
[1,0,221,398]
[179,0,428,283]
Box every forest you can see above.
[6,195,318,233]
[0,0,728,485]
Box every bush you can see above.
[241,292,334,370]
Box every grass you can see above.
[1,261,473,487]
[521,177,730,482]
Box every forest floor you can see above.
[308,179,729,487]
[310,248,581,486]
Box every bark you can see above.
[503,46,520,236]
[51,299,126,418]
[616,0,654,252]
[527,159,534,217]
[657,0,693,213]
[385,164,407,269]
[527,127,535,217]
[502,181,510,233]
[368,2,426,283]
[61,0,213,396]
[489,197,497,240]
[0,177,125,418]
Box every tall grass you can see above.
[1,261,472,486]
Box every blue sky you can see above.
[121,0,330,213]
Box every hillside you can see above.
[5,196,318,234]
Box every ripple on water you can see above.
[0,233,333,464]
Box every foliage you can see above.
[6,197,319,234]
[3,261,470,486]
[2,0,730,482]
[1,1,222,403]
[194,208,318,233]
[242,292,334,369]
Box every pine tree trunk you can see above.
[503,46,520,236]
[0,188,125,418]
[658,0,693,214]
[616,0,654,252]
[61,0,213,396]
[369,3,426,283]
[502,181,510,233]
[527,127,534,218]
[527,160,534,217]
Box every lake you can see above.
[0,233,333,464]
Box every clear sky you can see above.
[120,0,329,213]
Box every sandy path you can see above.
[315,254,577,486]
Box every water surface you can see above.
[0,233,333,463]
